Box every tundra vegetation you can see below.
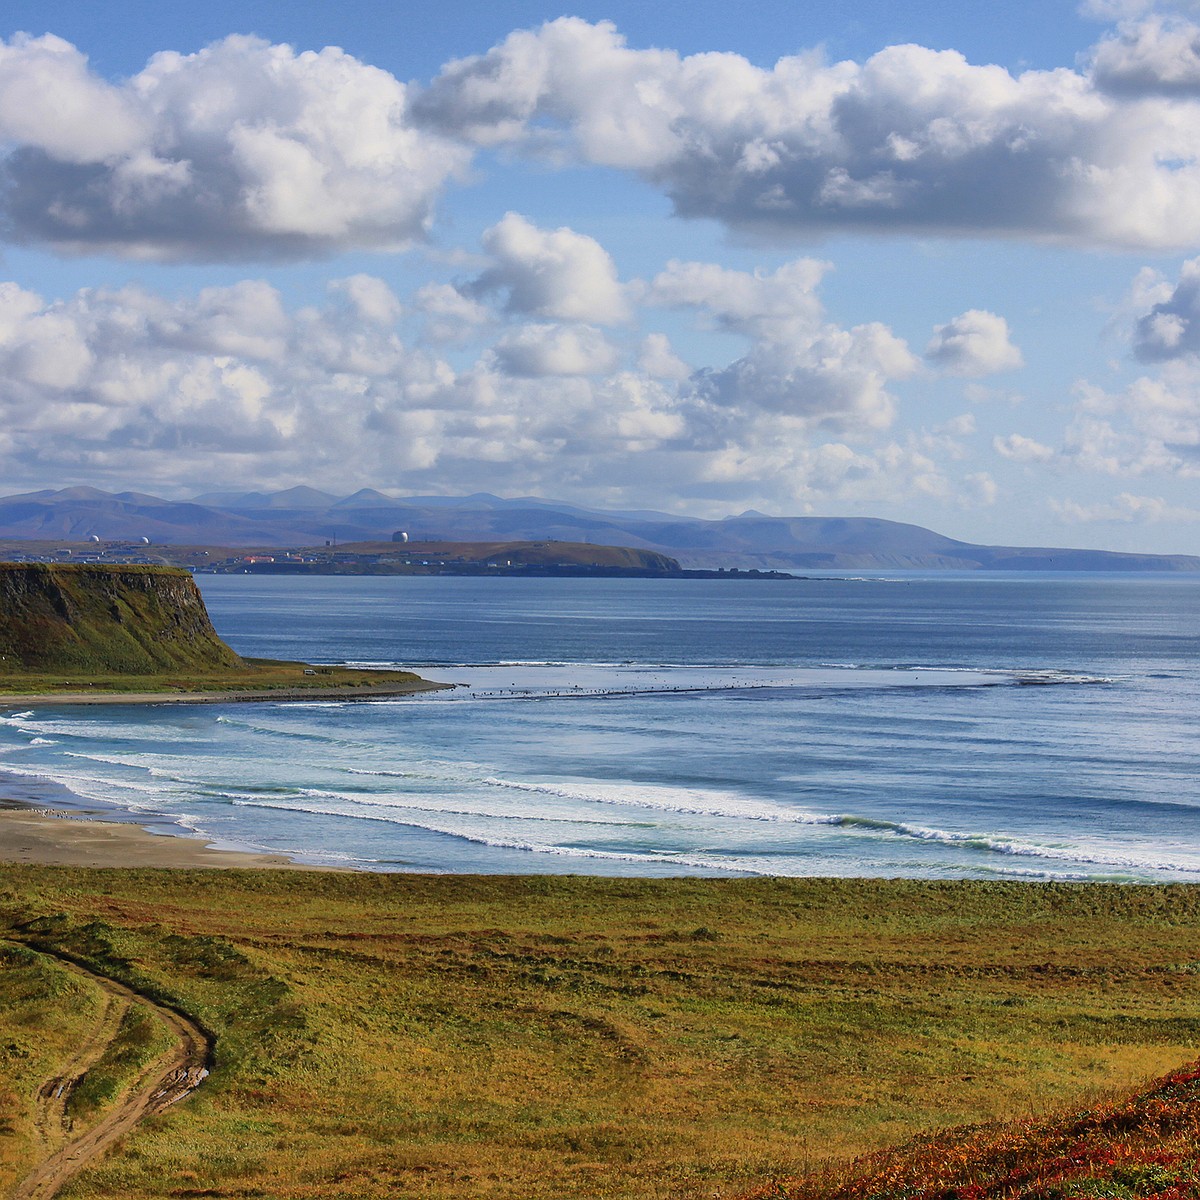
[1,872,1199,1198]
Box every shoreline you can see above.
[0,799,319,869]
[0,679,450,707]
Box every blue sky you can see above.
[1,0,1199,551]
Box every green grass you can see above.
[1,873,1199,1198]
[0,940,105,1191]
[64,1003,174,1124]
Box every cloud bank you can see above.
[0,218,980,509]
[3,18,1200,259]
[418,16,1200,251]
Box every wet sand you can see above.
[0,802,316,869]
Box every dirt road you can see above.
[8,944,212,1200]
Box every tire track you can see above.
[33,988,129,1146]
[7,944,213,1200]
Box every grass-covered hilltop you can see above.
[0,562,438,699]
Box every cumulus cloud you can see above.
[1133,256,1200,359]
[330,275,404,325]
[0,273,711,499]
[0,277,443,481]
[964,472,999,505]
[492,322,619,376]
[649,258,917,431]
[0,261,989,512]
[1051,492,1200,521]
[638,333,691,380]
[416,17,1200,250]
[993,432,1056,461]
[1051,258,1200,484]
[1065,368,1200,476]
[471,213,630,324]
[413,282,493,343]
[926,310,1023,376]
[9,21,1200,259]
[1090,15,1200,94]
[0,34,468,260]
[0,34,147,162]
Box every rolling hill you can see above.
[0,487,1195,571]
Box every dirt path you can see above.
[32,988,129,1149]
[8,945,213,1200]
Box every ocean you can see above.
[1,572,1197,881]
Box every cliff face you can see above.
[0,564,243,675]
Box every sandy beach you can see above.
[0,801,313,869]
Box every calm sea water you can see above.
[1,573,1198,881]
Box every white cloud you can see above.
[472,213,630,324]
[9,22,1200,262]
[0,34,469,260]
[993,432,1051,458]
[638,333,691,381]
[1065,370,1200,475]
[416,16,1200,250]
[413,282,493,343]
[936,413,977,436]
[330,275,403,325]
[994,432,1056,461]
[1133,256,1200,359]
[1051,492,1200,521]
[0,34,147,162]
[1090,15,1200,94]
[0,268,991,513]
[926,310,1023,376]
[649,257,917,431]
[964,472,999,505]
[492,323,619,376]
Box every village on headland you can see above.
[0,535,799,579]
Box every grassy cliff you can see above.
[0,562,437,697]
[0,564,243,676]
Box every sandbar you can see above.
[0,679,450,707]
[0,801,315,869]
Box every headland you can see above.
[0,562,444,703]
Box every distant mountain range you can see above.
[0,486,1197,571]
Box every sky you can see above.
[2,2,1200,551]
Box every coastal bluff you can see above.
[0,563,243,675]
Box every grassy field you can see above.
[752,1062,1200,1199]
[2,871,1199,1199]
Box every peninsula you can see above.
[0,562,441,703]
